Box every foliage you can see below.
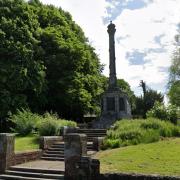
[147,101,178,124]
[0,0,46,121]
[95,138,180,176]
[37,112,76,136]
[0,0,105,130]
[9,109,76,136]
[133,82,164,118]
[102,118,180,149]
[168,80,180,107]
[34,1,105,120]
[15,134,39,152]
[168,26,180,107]
[9,109,42,136]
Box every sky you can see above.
[40,0,180,101]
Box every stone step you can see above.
[9,167,64,175]
[5,170,64,179]
[42,153,64,158]
[48,147,64,151]
[78,128,106,131]
[45,150,64,154]
[53,142,64,145]
[51,145,64,148]
[0,174,55,180]
[41,157,64,161]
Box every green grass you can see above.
[94,138,180,176]
[15,134,39,152]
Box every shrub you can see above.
[38,119,58,136]
[147,102,178,124]
[102,118,180,149]
[37,112,77,136]
[102,139,120,149]
[9,109,42,136]
[9,110,77,136]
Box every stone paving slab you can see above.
[13,160,65,171]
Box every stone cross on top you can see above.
[107,21,117,89]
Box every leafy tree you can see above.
[0,0,46,126]
[33,3,105,120]
[168,27,180,107]
[0,0,105,128]
[147,101,178,124]
[134,81,164,118]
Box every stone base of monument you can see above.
[93,88,131,129]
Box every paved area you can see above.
[14,160,65,171]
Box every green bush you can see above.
[147,102,178,124]
[9,110,77,136]
[38,119,58,136]
[102,118,180,150]
[37,112,77,136]
[9,109,42,136]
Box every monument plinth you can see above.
[93,22,131,129]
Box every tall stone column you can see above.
[0,133,15,173]
[108,21,117,89]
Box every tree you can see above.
[139,80,147,96]
[33,3,105,120]
[134,81,164,118]
[0,0,105,128]
[0,0,46,127]
[168,26,180,107]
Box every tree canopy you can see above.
[0,0,105,126]
[134,81,164,118]
[168,28,180,107]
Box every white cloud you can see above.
[39,0,180,98]
[112,0,179,95]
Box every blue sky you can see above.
[40,0,180,102]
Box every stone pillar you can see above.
[63,126,79,136]
[64,133,87,180]
[107,21,117,89]
[93,137,105,151]
[76,156,100,180]
[0,133,15,173]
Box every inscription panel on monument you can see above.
[106,97,115,111]
[119,97,125,111]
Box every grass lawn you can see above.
[94,138,180,176]
[15,134,39,152]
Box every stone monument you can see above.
[93,22,131,128]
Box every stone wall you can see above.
[14,150,43,165]
[99,173,180,180]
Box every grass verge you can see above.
[15,134,39,152]
[94,138,180,176]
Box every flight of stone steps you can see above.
[0,166,64,180]
[41,142,65,161]
[77,128,107,142]
[41,128,107,161]
[0,128,107,179]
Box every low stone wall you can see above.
[99,173,180,180]
[39,136,63,150]
[14,150,43,165]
